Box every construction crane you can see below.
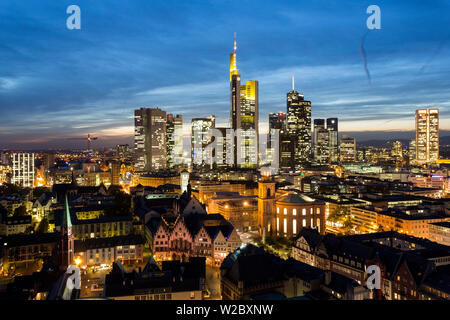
[68,134,98,151]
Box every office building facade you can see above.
[415,108,439,165]
[166,114,183,168]
[287,77,312,169]
[134,108,167,172]
[191,116,215,170]
[12,153,35,187]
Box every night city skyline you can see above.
[1,1,450,307]
[1,0,450,149]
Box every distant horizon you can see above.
[2,129,450,151]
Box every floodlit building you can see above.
[11,153,35,187]
[191,116,215,170]
[327,118,339,163]
[313,119,330,164]
[166,114,183,168]
[275,193,325,237]
[287,75,312,168]
[229,33,259,169]
[134,107,167,172]
[339,135,356,163]
[415,108,439,165]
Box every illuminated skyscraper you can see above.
[339,135,356,163]
[166,114,183,168]
[415,108,439,165]
[134,107,167,172]
[229,33,259,169]
[12,152,35,187]
[391,141,403,158]
[110,160,121,185]
[268,112,286,165]
[191,116,215,170]
[409,139,416,163]
[239,80,259,168]
[269,112,286,132]
[286,75,311,169]
[313,119,329,164]
[326,118,339,163]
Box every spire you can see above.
[229,32,239,82]
[63,194,72,229]
[292,74,295,91]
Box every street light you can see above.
[74,256,82,266]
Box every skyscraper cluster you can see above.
[132,36,441,175]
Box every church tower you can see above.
[257,169,276,241]
[60,194,74,269]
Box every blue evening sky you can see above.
[0,0,449,148]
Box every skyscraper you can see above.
[326,118,339,163]
[313,119,329,164]
[409,139,416,163]
[229,33,259,169]
[239,80,259,168]
[134,107,167,172]
[191,116,215,170]
[111,160,121,186]
[268,112,286,165]
[415,108,439,165]
[391,141,403,158]
[12,152,35,187]
[286,75,311,169]
[166,114,183,168]
[340,135,356,163]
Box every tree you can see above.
[327,205,349,223]
[13,205,27,217]
[104,190,132,217]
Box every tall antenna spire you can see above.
[234,32,237,53]
[292,74,295,91]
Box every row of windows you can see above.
[277,207,321,216]
[277,217,321,234]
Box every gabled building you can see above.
[103,257,205,300]
[291,228,450,300]
[147,213,241,265]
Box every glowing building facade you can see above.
[340,135,357,163]
[134,107,167,172]
[327,118,339,163]
[415,108,439,165]
[191,116,215,170]
[11,152,35,187]
[229,33,259,169]
[166,114,183,168]
[287,76,312,169]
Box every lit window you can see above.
[277,218,279,232]
[283,218,287,234]
[283,208,287,215]
[302,209,306,216]
[293,209,297,216]
[293,220,297,235]
[277,207,279,214]
[303,219,306,227]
